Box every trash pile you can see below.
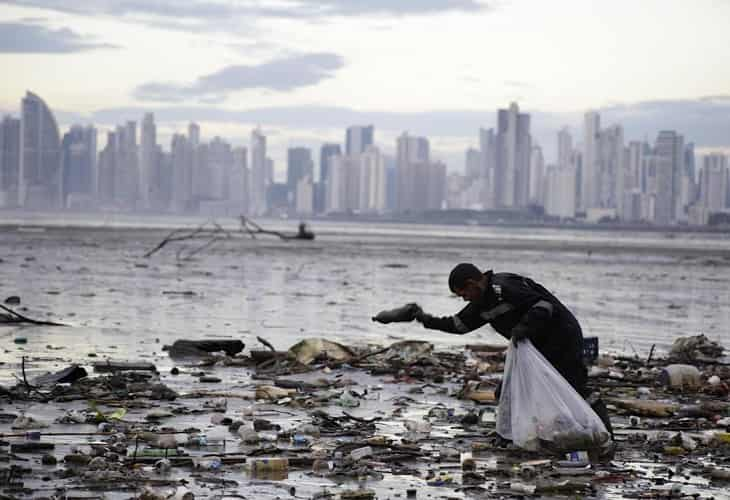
[1,333,730,499]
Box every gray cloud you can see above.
[0,21,118,52]
[133,53,345,102]
[0,1,488,32]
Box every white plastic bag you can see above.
[496,340,610,451]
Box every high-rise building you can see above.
[597,124,624,212]
[188,123,200,148]
[97,131,117,205]
[396,132,430,212]
[250,128,267,215]
[287,147,313,209]
[345,125,374,156]
[19,91,63,209]
[478,128,496,209]
[699,154,728,211]
[0,116,20,207]
[654,130,685,223]
[529,146,544,207]
[494,102,531,208]
[230,147,249,214]
[295,175,314,215]
[207,137,233,201]
[319,143,341,184]
[110,121,139,208]
[139,113,157,209]
[170,133,192,212]
[544,163,576,219]
[581,111,600,211]
[557,127,572,169]
[360,145,387,212]
[61,125,97,208]
[465,148,481,181]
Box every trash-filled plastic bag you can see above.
[496,340,610,452]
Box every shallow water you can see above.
[1,215,730,383]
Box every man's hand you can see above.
[510,322,530,345]
[372,303,422,323]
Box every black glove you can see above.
[372,303,422,324]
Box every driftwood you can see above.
[0,304,68,327]
[143,220,232,259]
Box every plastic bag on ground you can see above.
[496,340,610,452]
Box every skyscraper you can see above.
[654,130,685,223]
[0,116,20,207]
[230,147,249,214]
[699,154,728,211]
[287,147,313,209]
[360,145,387,212]
[396,132,430,212]
[250,128,267,215]
[319,143,341,184]
[113,121,139,208]
[465,148,481,180]
[528,146,544,207]
[188,123,200,148]
[494,102,531,208]
[61,125,97,208]
[345,125,374,156]
[557,127,572,169]
[97,131,117,205]
[597,124,624,211]
[139,113,157,209]
[170,133,192,212]
[19,91,63,209]
[582,111,600,211]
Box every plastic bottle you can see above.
[249,457,289,476]
[291,434,310,447]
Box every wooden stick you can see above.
[257,336,276,352]
[0,304,68,327]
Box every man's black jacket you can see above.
[419,271,588,395]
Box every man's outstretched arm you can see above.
[415,302,487,335]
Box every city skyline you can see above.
[2,89,729,226]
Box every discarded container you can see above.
[404,420,431,434]
[291,434,310,447]
[349,446,373,461]
[714,432,730,444]
[249,457,288,478]
[658,364,702,389]
[461,452,475,471]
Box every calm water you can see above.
[1,213,729,383]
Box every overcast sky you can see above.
[1,0,729,173]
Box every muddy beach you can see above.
[1,217,730,499]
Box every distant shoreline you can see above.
[2,208,730,235]
[1,210,729,259]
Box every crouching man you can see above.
[396,263,614,446]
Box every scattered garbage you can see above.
[287,338,354,365]
[2,334,730,499]
[669,334,724,362]
[658,364,702,389]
